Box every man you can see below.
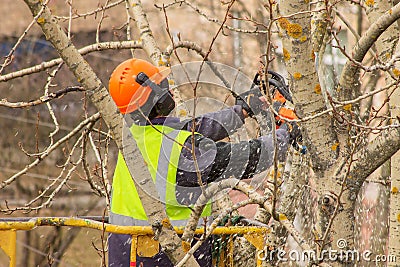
[107,58,297,266]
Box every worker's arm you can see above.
[208,129,289,181]
[181,105,246,141]
[176,128,289,187]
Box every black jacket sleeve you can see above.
[176,128,289,188]
[181,105,246,141]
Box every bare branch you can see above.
[0,0,50,74]
[156,0,268,34]
[54,0,125,20]
[0,41,142,82]
[0,113,101,190]
[350,124,400,187]
[0,86,84,108]
[182,179,313,253]
[338,2,400,101]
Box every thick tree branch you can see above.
[126,0,164,63]
[338,2,400,102]
[350,125,400,188]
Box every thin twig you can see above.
[96,0,111,43]
[0,113,101,190]
[55,0,124,20]
[0,41,142,82]
[0,86,84,108]
[0,0,51,74]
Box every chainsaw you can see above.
[252,71,306,154]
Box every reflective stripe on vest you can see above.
[110,124,212,225]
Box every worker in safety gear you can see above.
[107,58,299,267]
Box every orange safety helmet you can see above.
[109,58,171,114]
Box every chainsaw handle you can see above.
[252,71,293,103]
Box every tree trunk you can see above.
[360,1,398,265]
[277,0,338,173]
[277,1,345,263]
[388,49,400,267]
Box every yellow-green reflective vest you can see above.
[110,124,212,223]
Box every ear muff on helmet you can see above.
[153,79,175,117]
[131,74,175,122]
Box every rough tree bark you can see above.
[388,24,400,266]
[277,1,400,266]
[360,1,398,265]
[277,0,337,173]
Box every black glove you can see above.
[280,121,301,145]
[235,88,264,117]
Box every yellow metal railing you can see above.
[0,217,269,267]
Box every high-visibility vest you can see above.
[110,124,212,226]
